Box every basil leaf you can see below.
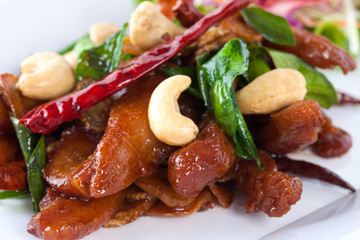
[11,117,46,213]
[268,49,338,108]
[199,39,262,169]
[121,53,134,61]
[10,117,40,162]
[27,136,46,213]
[76,23,128,81]
[161,65,202,98]
[135,0,155,5]
[196,52,213,109]
[161,66,197,80]
[0,190,28,200]
[314,22,349,52]
[245,44,272,82]
[242,6,295,46]
[58,41,77,55]
[73,34,94,57]
[202,38,249,87]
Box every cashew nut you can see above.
[129,1,186,50]
[17,52,75,100]
[236,68,307,114]
[148,75,199,146]
[63,50,78,71]
[89,22,120,46]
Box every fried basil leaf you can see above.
[10,117,46,213]
[76,23,128,81]
[198,39,262,169]
[0,190,28,200]
[161,65,201,98]
[242,6,295,46]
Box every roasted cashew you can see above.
[89,22,120,46]
[148,75,199,146]
[129,1,186,50]
[17,52,75,100]
[63,50,78,71]
[236,68,307,114]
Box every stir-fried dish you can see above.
[1,0,360,239]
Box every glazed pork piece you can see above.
[235,150,302,217]
[28,188,124,240]
[168,118,237,198]
[0,95,26,190]
[258,100,326,154]
[43,127,99,198]
[44,73,200,199]
[312,113,352,158]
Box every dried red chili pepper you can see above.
[273,155,356,192]
[20,0,252,134]
[337,91,360,105]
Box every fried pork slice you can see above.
[0,95,20,164]
[27,188,124,240]
[146,188,214,217]
[71,74,177,198]
[0,160,26,190]
[136,168,196,208]
[311,113,352,158]
[0,73,42,118]
[43,127,99,198]
[208,182,233,208]
[235,150,302,217]
[263,27,356,74]
[168,120,237,198]
[259,100,326,154]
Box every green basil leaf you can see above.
[245,44,272,82]
[202,38,249,88]
[10,117,40,162]
[242,6,295,46]
[10,117,46,213]
[58,40,78,56]
[161,65,202,99]
[121,53,134,61]
[135,0,155,5]
[27,136,46,213]
[76,23,128,81]
[268,49,338,108]
[196,52,213,109]
[314,22,349,52]
[198,39,262,169]
[0,190,28,200]
[210,81,237,136]
[73,34,94,57]
[161,66,197,80]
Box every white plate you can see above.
[0,1,359,239]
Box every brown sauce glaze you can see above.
[312,113,352,158]
[168,120,236,198]
[235,150,302,217]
